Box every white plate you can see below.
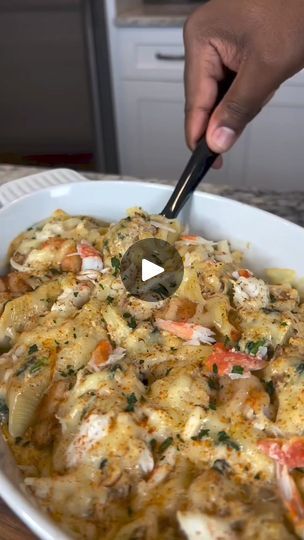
[0,172,304,540]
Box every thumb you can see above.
[206,60,277,153]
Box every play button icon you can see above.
[142,259,164,282]
[121,238,184,302]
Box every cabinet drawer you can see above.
[118,27,184,82]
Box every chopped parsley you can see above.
[111,256,121,276]
[209,399,217,410]
[217,431,240,451]
[123,312,137,329]
[99,458,108,469]
[107,296,114,304]
[15,356,45,377]
[28,344,38,355]
[150,438,157,452]
[99,284,104,290]
[231,365,244,375]
[159,437,173,453]
[265,380,275,397]
[125,392,138,412]
[191,428,210,441]
[59,365,77,378]
[296,363,304,375]
[0,399,9,424]
[224,335,231,348]
[29,358,48,374]
[246,340,266,356]
[73,292,79,298]
[212,363,218,375]
[207,377,219,390]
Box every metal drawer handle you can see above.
[155,52,185,62]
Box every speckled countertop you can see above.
[115,2,199,27]
[0,164,303,228]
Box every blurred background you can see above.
[0,0,304,190]
[0,0,118,172]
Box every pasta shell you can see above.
[8,369,50,438]
[0,280,62,347]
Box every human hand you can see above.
[184,0,304,154]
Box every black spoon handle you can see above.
[161,72,235,219]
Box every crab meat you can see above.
[51,283,92,314]
[206,344,267,378]
[233,276,270,309]
[155,319,215,345]
[276,464,304,539]
[66,413,112,468]
[258,438,304,470]
[77,241,103,272]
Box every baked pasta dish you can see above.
[0,208,304,540]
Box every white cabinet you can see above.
[240,80,304,190]
[107,14,304,189]
[119,80,189,179]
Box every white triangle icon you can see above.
[142,258,164,282]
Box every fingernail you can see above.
[212,127,236,152]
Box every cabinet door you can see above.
[240,78,304,190]
[118,79,246,184]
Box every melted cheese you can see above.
[0,208,301,540]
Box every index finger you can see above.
[184,41,223,150]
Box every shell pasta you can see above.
[0,208,303,539]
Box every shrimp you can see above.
[276,464,304,539]
[61,253,81,273]
[259,437,304,538]
[41,238,82,273]
[258,437,304,470]
[77,241,103,272]
[206,343,267,378]
[155,318,215,345]
[88,340,126,372]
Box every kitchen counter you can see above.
[0,164,303,227]
[115,2,198,27]
[0,162,303,540]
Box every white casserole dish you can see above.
[0,173,303,539]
